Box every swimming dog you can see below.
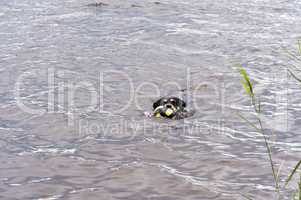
[150,97,193,120]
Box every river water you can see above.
[1,0,301,199]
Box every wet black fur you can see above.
[153,97,186,110]
[153,97,189,120]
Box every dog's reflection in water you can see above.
[145,97,194,120]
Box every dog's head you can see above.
[153,97,186,118]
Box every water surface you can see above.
[0,0,301,199]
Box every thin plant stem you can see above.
[285,161,301,187]
[241,193,254,200]
[256,115,279,191]
[238,66,279,191]
[299,174,301,200]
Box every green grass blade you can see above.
[258,97,261,113]
[290,63,301,73]
[236,112,261,133]
[239,67,254,97]
[240,193,254,200]
[237,65,279,191]
[299,174,301,200]
[288,69,301,83]
[285,160,301,187]
[276,160,284,187]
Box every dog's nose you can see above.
[166,104,172,108]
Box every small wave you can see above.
[36,195,63,200]
[0,126,24,132]
[29,177,52,183]
[156,163,207,185]
[35,11,91,23]
[8,183,22,187]
[69,187,98,194]
[18,146,77,156]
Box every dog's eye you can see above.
[170,99,174,102]
[163,99,168,103]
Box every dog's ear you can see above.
[174,97,186,108]
[181,100,186,107]
[153,98,163,109]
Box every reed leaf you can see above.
[241,194,254,200]
[238,65,279,190]
[288,69,301,83]
[299,174,301,200]
[239,67,254,97]
[285,160,301,187]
